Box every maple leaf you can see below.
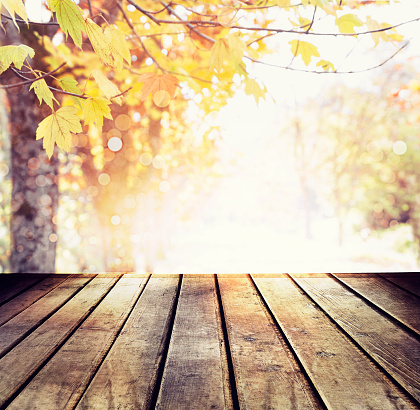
[289,40,320,66]
[0,45,35,75]
[105,26,131,72]
[0,0,28,29]
[137,73,178,102]
[36,106,82,158]
[30,78,59,109]
[316,59,335,72]
[85,19,115,68]
[244,77,267,105]
[49,0,85,49]
[83,97,112,131]
[209,39,230,73]
[92,70,123,105]
[227,34,246,65]
[336,14,363,34]
[59,77,83,107]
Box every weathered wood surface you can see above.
[0,272,419,410]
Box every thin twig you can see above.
[1,62,66,89]
[245,40,410,74]
[1,13,59,26]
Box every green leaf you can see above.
[30,78,59,109]
[59,77,83,107]
[0,45,35,74]
[83,97,112,131]
[336,14,363,34]
[49,0,85,49]
[36,106,82,158]
[289,40,320,66]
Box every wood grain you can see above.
[156,275,227,410]
[0,274,49,306]
[253,274,416,409]
[379,273,420,298]
[0,275,69,327]
[332,273,420,335]
[6,275,148,410]
[0,276,117,407]
[290,273,420,404]
[76,275,180,410]
[218,275,321,409]
[0,275,92,358]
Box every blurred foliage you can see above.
[292,63,420,260]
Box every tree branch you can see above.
[1,13,59,26]
[1,62,66,89]
[245,40,410,74]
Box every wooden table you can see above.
[0,273,419,409]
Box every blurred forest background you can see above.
[2,56,419,273]
[0,2,419,274]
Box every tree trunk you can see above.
[2,25,59,273]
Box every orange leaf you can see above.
[137,73,178,101]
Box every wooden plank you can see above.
[332,273,420,335]
[379,273,420,298]
[252,274,416,409]
[218,275,321,409]
[0,274,49,306]
[76,275,180,410]
[0,275,92,358]
[156,275,228,409]
[0,275,69,327]
[289,273,420,404]
[7,275,149,410]
[0,275,118,408]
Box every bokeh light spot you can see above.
[98,173,111,186]
[0,164,9,177]
[108,137,123,152]
[111,215,121,225]
[153,90,171,107]
[115,114,132,131]
[159,180,171,193]
[152,155,165,169]
[140,152,153,166]
[393,140,407,155]
[49,233,58,243]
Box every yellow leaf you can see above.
[366,17,391,46]
[137,73,178,101]
[30,78,58,109]
[336,14,363,34]
[49,0,85,49]
[83,97,112,131]
[105,26,131,72]
[36,106,82,158]
[0,45,34,74]
[227,34,245,64]
[244,77,266,105]
[0,0,28,29]
[217,6,237,27]
[316,59,335,72]
[209,39,229,72]
[85,18,115,68]
[59,77,83,107]
[91,69,123,105]
[289,40,320,66]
